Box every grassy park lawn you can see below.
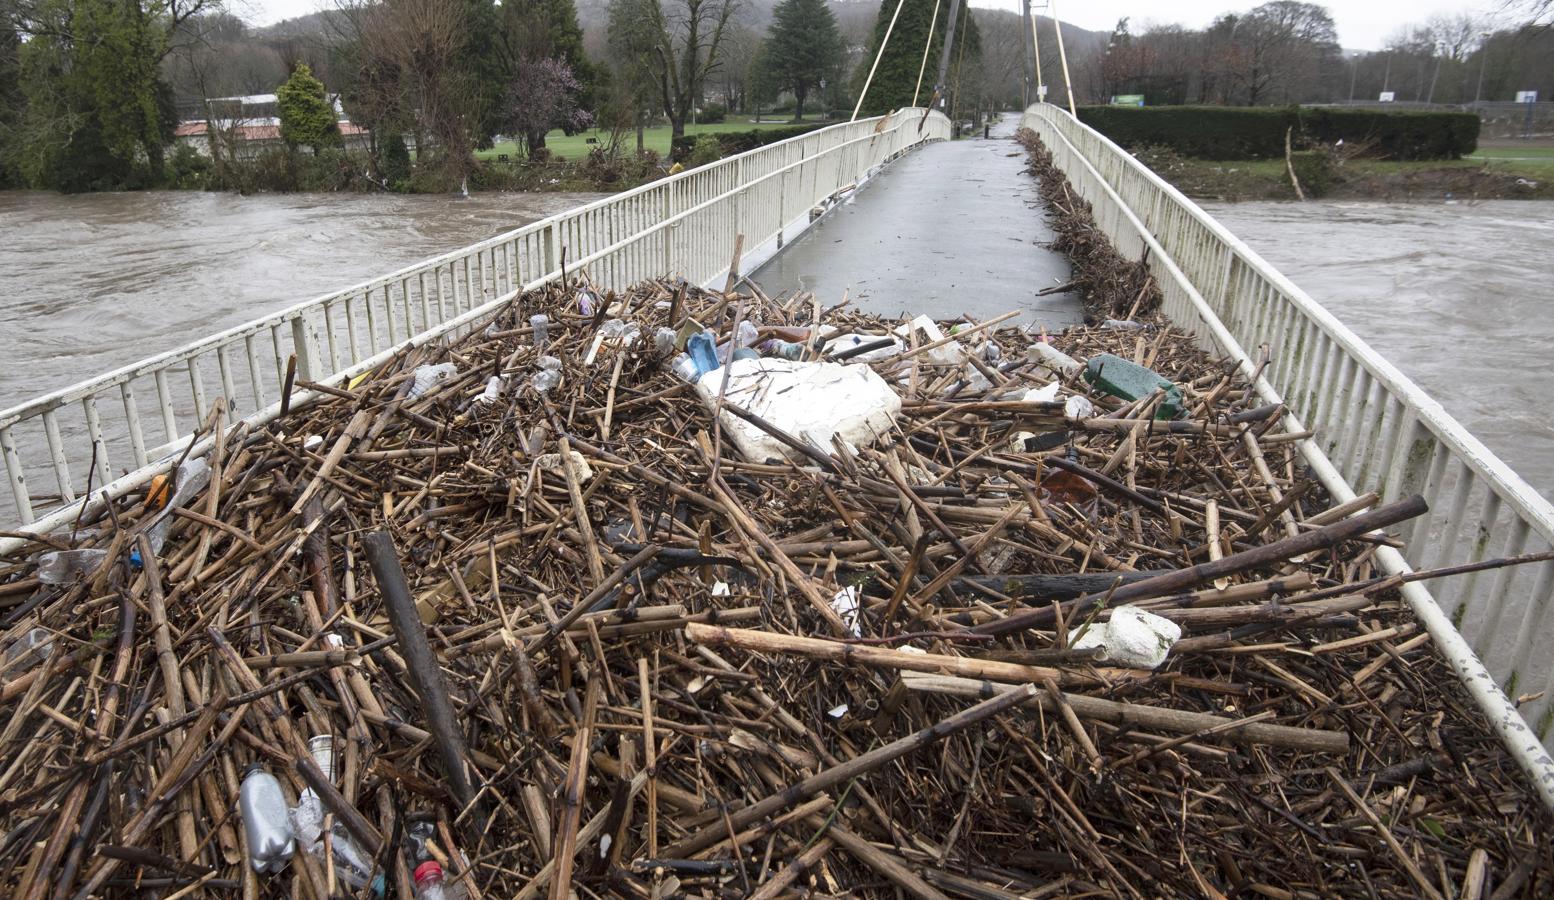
[475,116,830,161]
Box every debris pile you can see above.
[1,277,1548,898]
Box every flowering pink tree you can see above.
[504,58,595,156]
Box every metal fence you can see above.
[0,109,952,548]
[1021,103,1554,807]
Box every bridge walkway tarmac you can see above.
[752,113,1085,328]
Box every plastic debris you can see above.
[409,363,458,399]
[529,314,550,349]
[1084,353,1184,419]
[36,548,109,585]
[476,375,506,405]
[239,766,294,874]
[1068,605,1182,669]
[694,358,902,464]
[536,450,594,482]
[830,585,861,637]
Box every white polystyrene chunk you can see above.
[695,358,901,464]
[1069,605,1181,669]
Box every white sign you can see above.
[1378,91,1396,102]
[1037,84,1049,101]
[1517,90,1539,104]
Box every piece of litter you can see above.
[1069,605,1181,669]
[827,704,849,718]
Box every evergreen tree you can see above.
[277,63,341,154]
[852,0,980,117]
[12,0,179,191]
[759,0,846,121]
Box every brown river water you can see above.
[0,191,1548,503]
[0,189,609,404]
[1202,200,1554,502]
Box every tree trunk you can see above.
[794,86,806,122]
[635,116,645,154]
[527,128,548,154]
[670,113,686,139]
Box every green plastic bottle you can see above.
[1083,353,1185,419]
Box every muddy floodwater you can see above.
[0,189,609,404]
[1203,200,1554,502]
[1,191,1549,505]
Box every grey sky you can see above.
[234,0,1505,51]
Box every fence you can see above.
[1021,103,1554,807]
[0,109,951,548]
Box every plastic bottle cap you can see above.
[413,860,442,884]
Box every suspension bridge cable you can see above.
[911,0,942,108]
[851,0,910,121]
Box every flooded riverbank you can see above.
[0,189,608,403]
[1203,199,1554,500]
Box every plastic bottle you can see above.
[529,314,549,349]
[239,765,294,874]
[36,549,108,585]
[686,331,720,376]
[531,355,563,393]
[761,340,807,361]
[290,735,380,892]
[576,290,597,316]
[413,860,467,900]
[2,628,53,672]
[652,327,677,357]
[669,353,701,383]
[1102,318,1147,331]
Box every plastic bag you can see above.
[408,363,458,399]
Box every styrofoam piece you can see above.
[535,450,594,482]
[695,358,901,464]
[831,586,861,636]
[1068,605,1181,669]
[1027,341,1082,375]
[1023,383,1095,420]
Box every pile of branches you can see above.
[1019,128,1161,323]
[0,277,1548,898]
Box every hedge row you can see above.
[1075,106,1479,160]
[669,123,829,162]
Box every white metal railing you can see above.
[0,110,951,547]
[1021,103,1554,807]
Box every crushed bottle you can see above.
[36,548,109,585]
[2,627,54,673]
[475,375,506,406]
[413,860,467,900]
[133,457,213,567]
[686,332,720,377]
[528,314,549,349]
[408,363,458,399]
[240,765,295,874]
[531,355,563,393]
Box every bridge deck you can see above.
[754,114,1084,327]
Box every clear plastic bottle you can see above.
[3,627,54,672]
[413,860,467,900]
[291,736,378,891]
[239,765,294,874]
[529,314,550,349]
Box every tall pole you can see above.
[1019,0,1035,108]
[933,0,966,115]
[1426,44,1443,104]
[1050,0,1077,115]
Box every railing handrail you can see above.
[1020,102,1554,808]
[1025,104,1554,549]
[0,112,926,431]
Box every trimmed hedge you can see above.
[1075,106,1478,161]
[670,123,829,162]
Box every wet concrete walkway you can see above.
[753,114,1083,327]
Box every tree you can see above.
[277,62,340,153]
[604,0,661,151]
[493,0,593,150]
[7,0,199,190]
[852,0,980,117]
[1214,2,1340,106]
[760,0,844,121]
[503,57,592,156]
[606,0,743,139]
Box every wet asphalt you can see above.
[752,113,1084,328]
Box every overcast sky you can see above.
[233,0,1506,51]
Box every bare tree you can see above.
[608,0,743,138]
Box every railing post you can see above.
[291,315,316,381]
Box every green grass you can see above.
[475,116,831,161]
